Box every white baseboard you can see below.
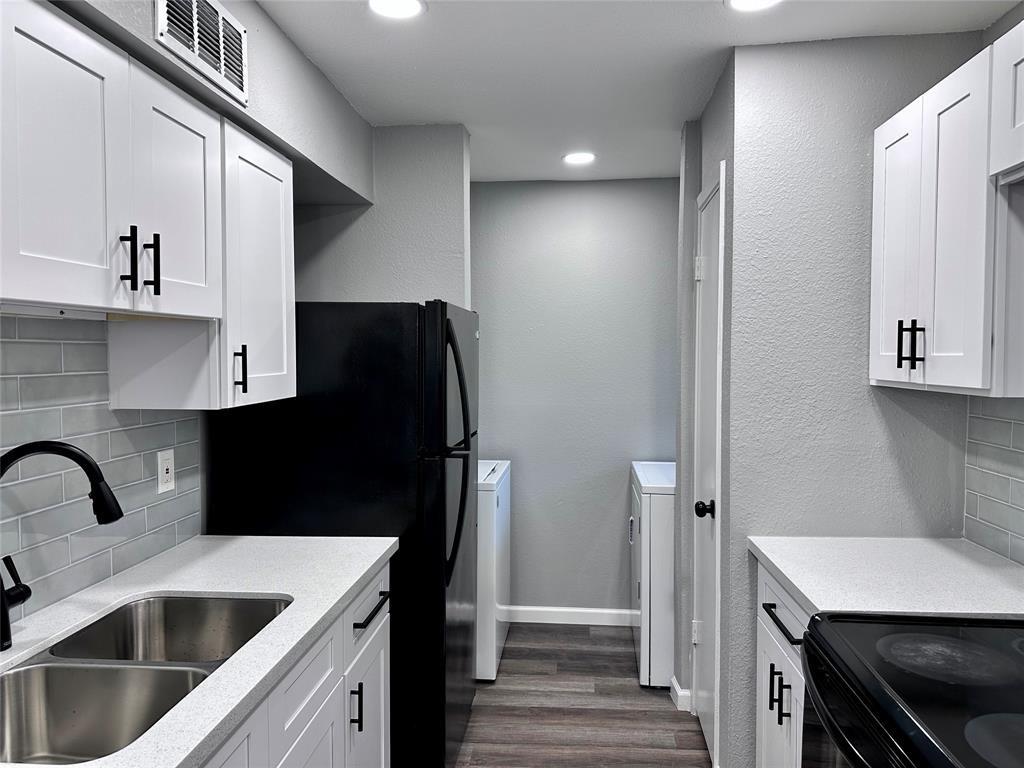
[501,604,639,627]
[669,676,692,711]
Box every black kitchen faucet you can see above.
[0,441,124,651]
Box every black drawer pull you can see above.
[120,225,139,291]
[762,602,803,646]
[353,590,389,631]
[350,681,364,732]
[143,233,161,295]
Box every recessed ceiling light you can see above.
[563,151,596,166]
[728,0,783,11]
[369,0,425,20]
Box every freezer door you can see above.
[444,302,479,446]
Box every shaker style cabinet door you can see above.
[917,48,994,390]
[868,98,924,386]
[222,121,296,407]
[344,616,391,768]
[277,684,344,768]
[0,0,132,310]
[991,20,1024,176]
[130,63,223,318]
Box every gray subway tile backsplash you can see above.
[964,400,1024,560]
[0,315,201,621]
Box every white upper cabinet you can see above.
[130,64,223,318]
[869,48,1014,394]
[223,122,296,407]
[917,48,994,390]
[991,20,1024,176]
[0,0,133,311]
[108,123,295,410]
[0,1,221,318]
[869,99,924,386]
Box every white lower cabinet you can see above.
[279,684,345,768]
[755,567,808,768]
[202,564,391,768]
[343,617,391,768]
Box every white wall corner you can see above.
[669,675,692,712]
[502,605,639,627]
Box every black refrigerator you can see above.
[205,300,478,767]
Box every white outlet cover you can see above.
[157,449,175,495]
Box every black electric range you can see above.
[801,613,1024,768]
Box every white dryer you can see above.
[629,461,676,688]
[476,459,511,681]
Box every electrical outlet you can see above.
[157,449,175,495]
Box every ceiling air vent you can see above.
[155,0,248,105]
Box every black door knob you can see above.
[694,500,715,519]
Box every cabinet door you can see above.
[755,620,788,768]
[869,98,924,385]
[919,48,995,390]
[223,121,296,407]
[0,0,132,310]
[991,21,1024,175]
[130,63,223,318]
[344,615,391,768]
[278,683,344,768]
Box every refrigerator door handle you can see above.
[444,450,470,587]
[446,318,473,453]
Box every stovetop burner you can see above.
[964,713,1024,768]
[876,632,1024,686]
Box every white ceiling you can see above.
[261,0,1016,182]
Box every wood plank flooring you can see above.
[456,624,712,767]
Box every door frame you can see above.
[691,160,725,767]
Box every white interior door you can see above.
[692,162,725,763]
[130,62,222,318]
[223,121,296,407]
[918,47,994,389]
[0,0,132,310]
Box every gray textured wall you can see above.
[720,34,980,767]
[294,125,471,307]
[471,179,679,611]
[54,0,373,202]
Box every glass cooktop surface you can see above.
[829,616,1024,768]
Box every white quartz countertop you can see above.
[748,536,1024,617]
[0,535,398,768]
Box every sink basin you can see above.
[0,663,207,764]
[49,595,291,663]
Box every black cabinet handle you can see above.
[694,500,715,519]
[896,319,925,370]
[777,678,792,726]
[143,233,161,295]
[768,662,781,711]
[119,225,139,291]
[762,603,803,646]
[353,590,389,631]
[233,345,248,393]
[349,681,364,732]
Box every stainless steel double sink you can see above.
[0,595,291,765]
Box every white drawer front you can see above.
[342,564,390,673]
[268,623,343,767]
[757,565,811,668]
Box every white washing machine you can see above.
[629,461,676,688]
[476,459,511,681]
